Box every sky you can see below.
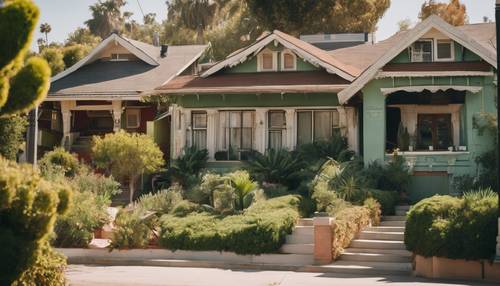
[31,0,496,51]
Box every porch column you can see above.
[172,106,186,159]
[255,108,267,153]
[60,101,72,148]
[345,107,359,154]
[206,110,217,160]
[363,83,386,165]
[285,109,295,150]
[111,100,122,132]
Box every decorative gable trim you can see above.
[51,33,160,82]
[338,15,497,104]
[201,32,357,81]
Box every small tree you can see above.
[0,114,28,160]
[92,130,164,203]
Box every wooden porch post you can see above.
[60,101,72,148]
[112,100,122,132]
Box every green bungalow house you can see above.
[153,15,497,201]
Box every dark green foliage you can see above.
[170,146,209,187]
[262,183,289,198]
[405,194,498,259]
[159,195,300,254]
[39,147,81,177]
[0,0,51,116]
[296,134,355,165]
[245,149,305,189]
[13,243,66,286]
[62,44,88,68]
[397,123,410,151]
[40,47,65,75]
[170,200,203,217]
[110,208,157,249]
[362,155,410,195]
[0,158,71,285]
[366,189,399,215]
[0,114,27,160]
[136,187,183,214]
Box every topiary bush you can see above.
[0,157,71,285]
[136,186,183,214]
[158,195,300,254]
[405,193,498,260]
[39,147,81,177]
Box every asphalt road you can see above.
[66,265,497,286]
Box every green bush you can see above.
[362,155,410,195]
[53,190,109,248]
[136,186,183,214]
[170,200,203,217]
[71,167,121,202]
[405,194,498,259]
[159,195,300,254]
[296,133,354,164]
[110,208,156,249]
[366,189,399,215]
[363,198,381,226]
[170,146,208,188]
[262,183,289,198]
[331,205,372,259]
[39,147,81,177]
[13,244,66,286]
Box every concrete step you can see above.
[343,248,411,256]
[383,215,406,221]
[349,239,406,250]
[297,218,313,226]
[254,254,314,266]
[365,226,405,233]
[395,210,408,216]
[380,220,406,227]
[315,261,412,276]
[395,205,411,211]
[286,233,314,244]
[280,243,314,255]
[293,226,314,236]
[359,231,404,241]
[340,252,411,263]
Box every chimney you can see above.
[153,32,160,47]
[160,45,169,58]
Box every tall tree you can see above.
[85,0,127,38]
[65,27,102,47]
[39,22,51,43]
[419,0,467,26]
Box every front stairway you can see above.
[279,218,315,265]
[325,205,412,276]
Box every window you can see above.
[417,114,452,150]
[258,50,277,72]
[126,109,140,129]
[219,111,254,160]
[110,53,131,61]
[436,40,453,61]
[297,110,340,145]
[411,40,433,62]
[192,112,207,150]
[268,111,286,150]
[281,50,296,71]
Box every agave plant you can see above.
[245,149,305,189]
[170,146,209,187]
[463,188,498,201]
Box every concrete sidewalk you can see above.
[66,265,498,286]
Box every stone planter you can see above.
[414,255,500,282]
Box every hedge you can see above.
[366,189,399,215]
[405,194,498,260]
[158,195,300,254]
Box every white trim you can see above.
[45,95,141,101]
[338,15,497,104]
[150,84,349,95]
[280,49,297,71]
[434,39,455,62]
[201,33,355,81]
[125,108,141,129]
[51,34,159,82]
[257,48,278,72]
[376,71,494,78]
[380,85,482,96]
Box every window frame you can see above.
[125,109,141,129]
[257,49,278,72]
[296,109,340,146]
[110,53,131,62]
[411,39,433,63]
[218,110,255,160]
[191,111,208,150]
[417,113,453,151]
[434,39,454,62]
[280,49,297,71]
[267,110,287,150]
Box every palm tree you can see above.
[167,0,218,44]
[39,23,51,44]
[85,0,127,38]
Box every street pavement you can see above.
[66,265,497,286]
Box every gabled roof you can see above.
[48,34,207,100]
[201,30,360,81]
[335,15,497,104]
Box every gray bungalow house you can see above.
[38,33,206,160]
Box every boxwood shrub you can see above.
[158,195,300,254]
[405,194,498,260]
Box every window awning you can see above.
[380,85,482,96]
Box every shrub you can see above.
[296,133,355,164]
[362,155,410,195]
[227,170,259,210]
[110,208,156,249]
[136,186,183,214]
[262,183,289,198]
[331,205,372,259]
[0,115,28,160]
[159,195,300,254]
[245,149,305,189]
[366,189,399,215]
[405,194,498,260]
[170,146,209,188]
[0,158,71,285]
[53,190,109,248]
[72,168,121,202]
[213,184,237,214]
[39,147,81,177]
[170,200,202,217]
[13,244,66,286]
[363,198,381,226]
